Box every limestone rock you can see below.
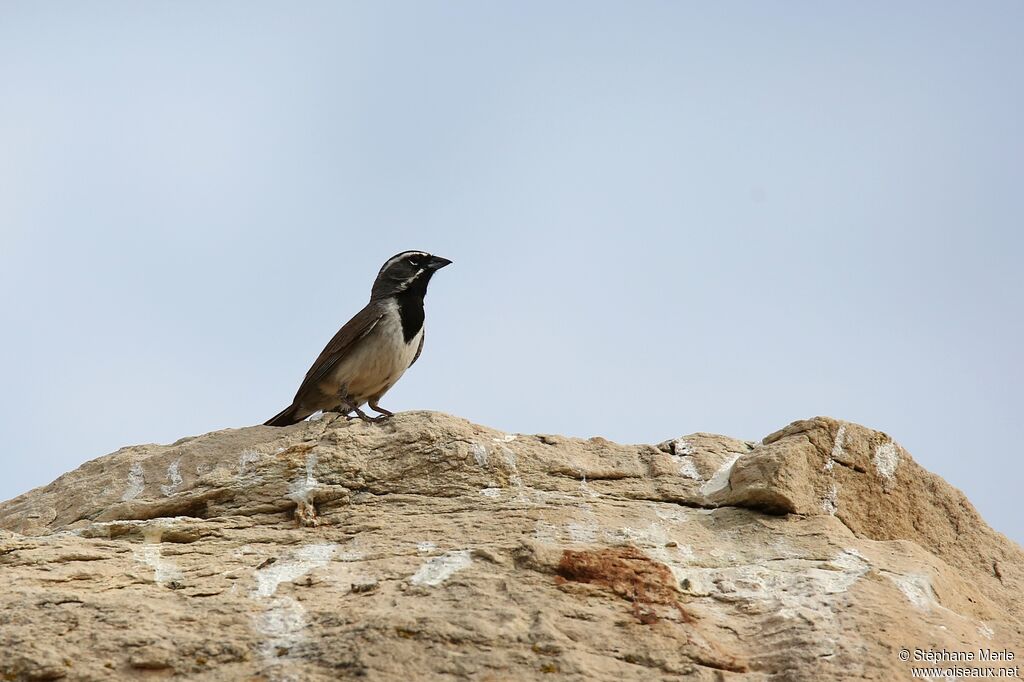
[0,412,1020,680]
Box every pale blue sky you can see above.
[1,2,1021,544]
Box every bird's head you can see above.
[371,250,453,299]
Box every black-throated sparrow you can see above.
[264,251,452,426]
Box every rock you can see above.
[0,412,1020,681]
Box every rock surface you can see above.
[0,412,1021,681]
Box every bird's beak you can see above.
[427,255,453,270]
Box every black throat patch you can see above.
[395,289,426,343]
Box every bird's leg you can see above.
[338,392,388,424]
[368,400,393,420]
[348,406,377,422]
[322,400,351,418]
[340,398,369,421]
[352,405,389,423]
[336,388,361,421]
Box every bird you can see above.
[264,250,452,426]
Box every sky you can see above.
[0,2,1021,544]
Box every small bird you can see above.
[264,251,452,426]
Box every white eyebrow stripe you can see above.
[379,251,430,275]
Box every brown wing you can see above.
[291,302,384,400]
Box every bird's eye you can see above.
[408,255,422,266]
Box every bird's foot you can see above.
[368,404,394,419]
[346,406,390,424]
[343,405,366,421]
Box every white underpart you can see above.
[121,462,145,501]
[410,550,472,586]
[250,543,337,681]
[701,453,743,496]
[160,458,184,496]
[323,299,422,403]
[874,442,900,482]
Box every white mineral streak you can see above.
[669,438,703,480]
[885,571,937,611]
[250,543,338,681]
[132,523,183,585]
[287,451,319,518]
[470,443,488,467]
[410,550,472,587]
[251,543,337,599]
[160,458,184,495]
[874,442,900,482]
[701,454,743,496]
[826,423,847,472]
[121,462,145,501]
[238,449,261,475]
[822,483,838,516]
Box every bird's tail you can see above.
[264,403,307,427]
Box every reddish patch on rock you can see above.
[555,546,694,624]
